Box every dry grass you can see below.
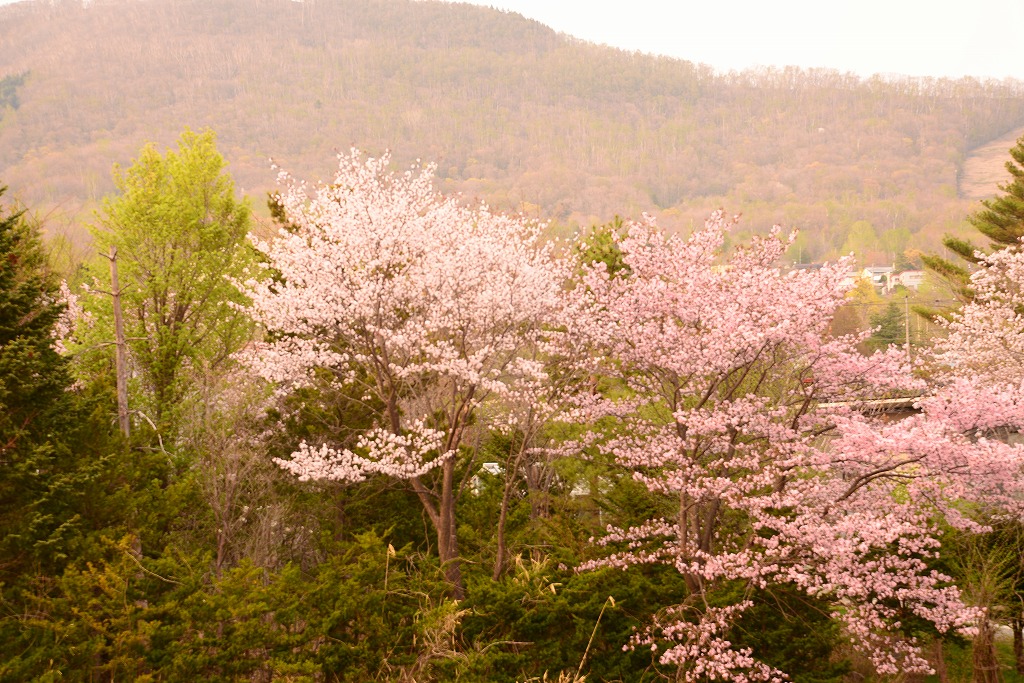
[960,125,1024,200]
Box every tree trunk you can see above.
[437,458,465,599]
[678,490,700,595]
[1014,617,1024,675]
[933,638,949,683]
[410,460,465,599]
[972,619,1002,683]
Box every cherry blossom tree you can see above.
[567,212,1018,680]
[929,244,1024,521]
[930,243,1024,676]
[937,244,1024,386]
[240,151,568,597]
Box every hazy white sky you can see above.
[466,0,1024,81]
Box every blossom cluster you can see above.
[241,152,1024,679]
[242,150,569,482]
[564,212,1021,677]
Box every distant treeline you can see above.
[1,0,1023,260]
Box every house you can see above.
[862,266,895,293]
[470,462,503,495]
[894,270,925,290]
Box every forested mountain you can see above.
[2,0,1024,261]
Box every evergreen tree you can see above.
[865,301,905,352]
[922,133,1024,305]
[0,187,88,574]
[963,133,1024,252]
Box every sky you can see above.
[463,0,1024,81]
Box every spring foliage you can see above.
[242,150,569,596]
[8,143,1024,680]
[85,129,254,432]
[563,213,1024,678]
[240,152,1024,679]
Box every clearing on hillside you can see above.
[960,125,1024,199]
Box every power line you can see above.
[840,299,959,309]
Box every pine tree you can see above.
[964,134,1024,251]
[922,134,1024,306]
[865,301,905,352]
[0,187,79,572]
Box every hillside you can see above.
[960,123,1024,200]
[2,0,1024,262]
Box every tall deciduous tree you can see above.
[567,212,1019,680]
[242,151,568,598]
[85,129,254,435]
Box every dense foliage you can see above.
[82,128,254,435]
[0,186,80,574]
[4,133,1024,681]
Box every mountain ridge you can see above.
[2,0,1024,262]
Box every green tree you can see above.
[0,72,26,112]
[85,129,254,436]
[785,230,817,265]
[865,301,906,352]
[923,134,1024,305]
[0,186,91,574]
[574,216,631,278]
[880,226,913,267]
[964,134,1024,253]
[0,189,188,683]
[840,220,880,265]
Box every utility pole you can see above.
[104,246,130,438]
[904,295,911,359]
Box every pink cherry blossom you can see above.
[568,212,1005,678]
[240,150,570,597]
